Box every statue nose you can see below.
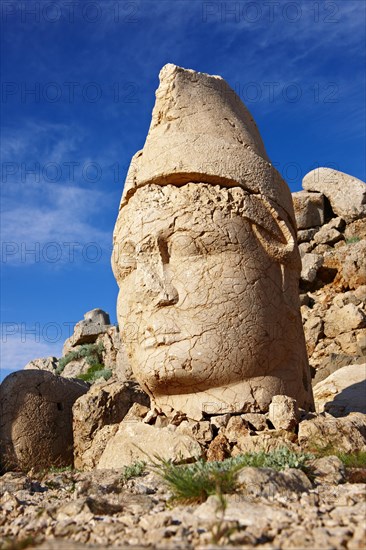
[136,266,179,306]
[156,280,179,306]
[136,237,179,306]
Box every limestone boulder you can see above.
[24,356,58,373]
[301,253,323,283]
[97,420,203,468]
[241,413,267,431]
[223,416,250,443]
[307,456,345,484]
[63,308,111,354]
[292,191,325,229]
[297,227,319,244]
[236,467,312,497]
[304,316,324,355]
[268,395,300,431]
[303,168,366,222]
[73,380,150,470]
[0,371,89,472]
[324,303,366,338]
[313,224,343,246]
[344,217,366,241]
[298,413,366,453]
[339,240,366,288]
[234,430,297,454]
[313,364,366,416]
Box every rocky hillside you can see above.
[293,168,366,385]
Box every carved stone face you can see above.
[113,183,312,419]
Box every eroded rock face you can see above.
[112,64,314,420]
[303,168,366,223]
[0,371,89,472]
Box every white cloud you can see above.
[1,121,115,266]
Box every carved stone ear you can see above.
[244,195,300,268]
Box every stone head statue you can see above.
[112,64,314,420]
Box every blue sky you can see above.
[1,0,365,380]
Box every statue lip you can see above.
[140,333,181,349]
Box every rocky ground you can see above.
[1,462,366,549]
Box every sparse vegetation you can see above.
[76,363,112,383]
[56,342,105,375]
[152,447,313,504]
[345,236,361,244]
[121,460,146,482]
[337,451,366,468]
[47,465,74,474]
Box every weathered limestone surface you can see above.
[292,191,325,229]
[63,308,111,354]
[112,64,314,420]
[73,380,149,470]
[313,364,366,416]
[97,420,202,469]
[302,168,366,222]
[24,356,58,373]
[0,371,89,472]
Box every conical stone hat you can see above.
[121,64,296,228]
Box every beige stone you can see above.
[24,356,58,373]
[73,380,149,470]
[240,412,267,431]
[308,456,345,484]
[97,420,202,468]
[292,191,325,229]
[206,432,231,461]
[0,371,88,472]
[298,412,366,453]
[63,308,110,354]
[303,168,366,222]
[301,253,323,283]
[268,395,300,431]
[236,467,312,497]
[112,64,314,421]
[324,303,366,338]
[313,364,366,416]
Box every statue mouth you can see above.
[140,332,182,349]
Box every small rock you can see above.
[308,456,345,484]
[301,253,324,283]
[292,191,325,230]
[241,413,267,431]
[313,226,343,245]
[224,416,250,443]
[210,413,231,430]
[24,356,58,373]
[236,467,312,497]
[297,227,319,243]
[303,168,366,223]
[97,420,203,468]
[324,304,366,338]
[268,395,300,431]
[206,433,231,461]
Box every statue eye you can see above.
[169,234,202,257]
